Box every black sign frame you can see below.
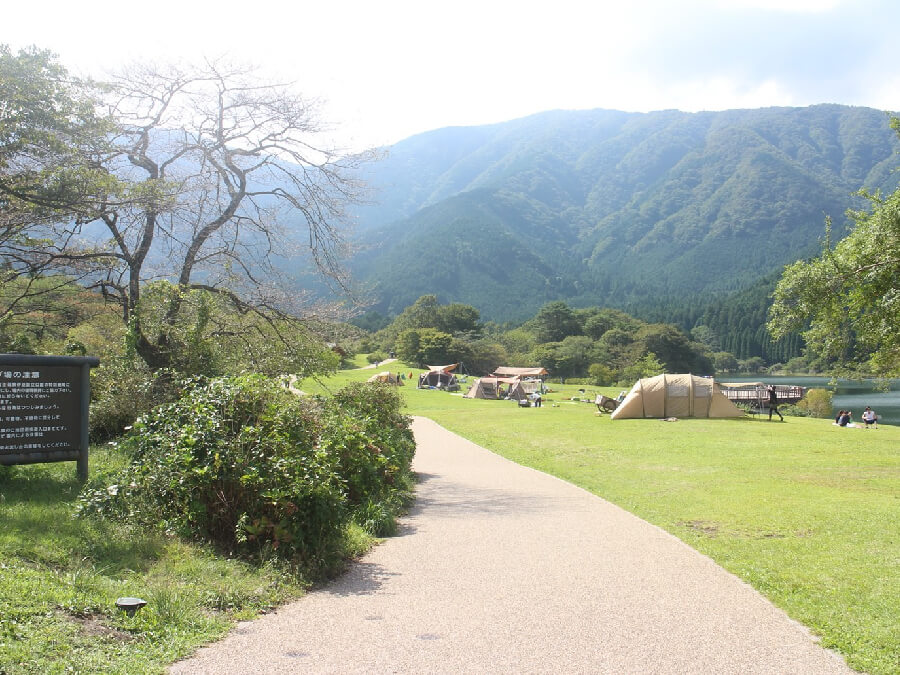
[0,354,100,480]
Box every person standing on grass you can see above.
[862,406,878,429]
[767,385,784,421]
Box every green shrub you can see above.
[80,375,346,564]
[80,377,416,566]
[795,388,834,418]
[89,359,182,442]
[367,351,388,364]
[322,382,416,523]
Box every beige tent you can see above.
[465,377,497,399]
[506,379,530,401]
[367,371,403,385]
[465,376,526,400]
[609,373,744,420]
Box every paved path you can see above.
[170,417,851,674]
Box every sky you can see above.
[4,0,900,150]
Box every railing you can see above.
[720,385,806,405]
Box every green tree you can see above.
[0,46,114,218]
[599,327,633,350]
[465,339,508,375]
[379,296,482,348]
[620,352,664,384]
[739,356,766,373]
[0,46,117,328]
[768,117,900,377]
[529,342,563,375]
[635,324,713,374]
[583,308,638,340]
[769,201,900,376]
[497,327,535,361]
[396,327,454,367]
[2,49,369,373]
[690,325,721,352]
[712,351,739,374]
[553,335,596,377]
[588,362,617,386]
[436,302,482,337]
[389,295,441,336]
[795,388,834,418]
[527,301,582,343]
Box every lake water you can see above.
[722,376,900,426]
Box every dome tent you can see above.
[609,374,744,420]
[418,364,459,391]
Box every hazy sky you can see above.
[4,0,899,149]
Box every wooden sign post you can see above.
[0,354,100,481]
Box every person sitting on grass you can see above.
[861,406,878,429]
[838,410,852,427]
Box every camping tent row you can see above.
[609,374,744,419]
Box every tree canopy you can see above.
[1,47,370,373]
[768,118,900,377]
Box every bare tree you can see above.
[10,58,371,369]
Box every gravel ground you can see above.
[170,416,851,674]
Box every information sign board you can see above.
[0,355,100,479]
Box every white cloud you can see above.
[2,0,898,148]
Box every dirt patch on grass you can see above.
[680,520,720,537]
[61,610,133,642]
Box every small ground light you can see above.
[115,597,147,617]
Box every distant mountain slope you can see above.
[347,105,900,321]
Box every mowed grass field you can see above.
[313,362,899,675]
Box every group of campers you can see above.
[834,407,879,429]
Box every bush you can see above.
[81,375,346,564]
[80,376,416,563]
[367,351,388,364]
[588,363,617,386]
[322,382,416,532]
[89,359,182,442]
[795,388,834,418]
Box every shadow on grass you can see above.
[1,467,168,575]
[0,469,83,504]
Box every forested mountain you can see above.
[347,105,900,328]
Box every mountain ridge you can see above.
[345,104,900,322]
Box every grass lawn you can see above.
[315,362,899,674]
[2,360,896,673]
